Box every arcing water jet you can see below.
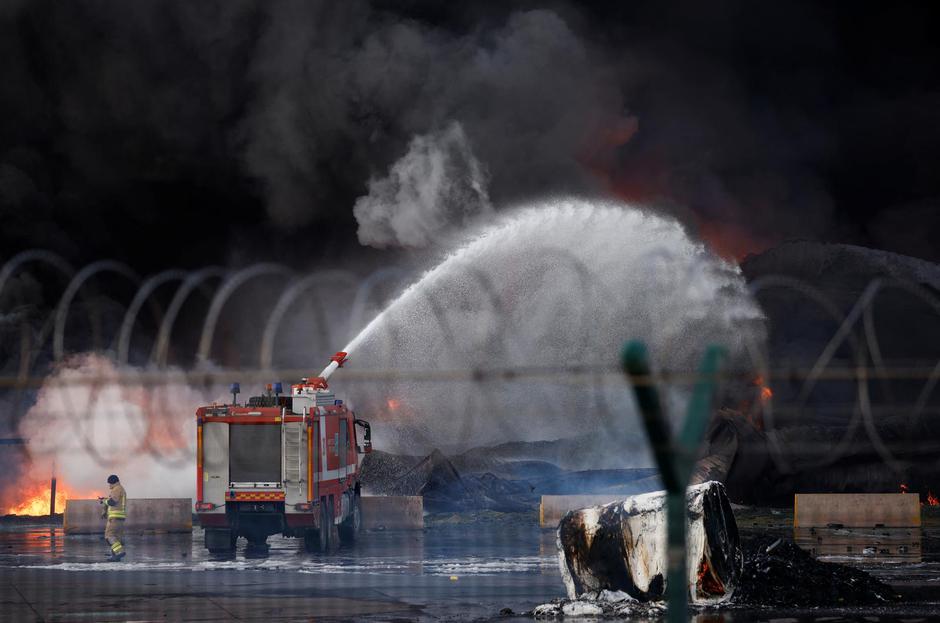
[328,197,765,458]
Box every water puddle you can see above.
[794,527,922,563]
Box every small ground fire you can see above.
[4,479,93,517]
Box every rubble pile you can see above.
[360,445,659,513]
[736,536,896,608]
[404,450,534,512]
[359,450,417,493]
[361,445,660,513]
[362,449,535,512]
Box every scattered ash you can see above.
[735,536,897,608]
[530,589,665,619]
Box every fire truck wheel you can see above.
[205,528,236,553]
[303,528,322,553]
[304,513,328,553]
[305,497,334,553]
[338,494,361,545]
[246,533,268,550]
[326,497,340,552]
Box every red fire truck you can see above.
[195,352,372,553]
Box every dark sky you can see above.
[0,0,938,272]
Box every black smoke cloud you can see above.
[241,3,624,233]
[0,0,938,269]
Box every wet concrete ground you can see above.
[0,519,561,621]
[1,510,940,621]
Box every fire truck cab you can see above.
[195,353,371,553]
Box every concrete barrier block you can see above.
[794,493,920,528]
[361,495,423,530]
[540,495,627,528]
[64,499,193,534]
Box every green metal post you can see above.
[622,341,725,623]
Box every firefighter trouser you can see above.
[105,518,125,556]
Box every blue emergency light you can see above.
[274,382,283,394]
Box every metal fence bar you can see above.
[622,340,725,621]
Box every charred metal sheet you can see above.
[556,481,741,605]
[540,495,627,528]
[794,493,920,528]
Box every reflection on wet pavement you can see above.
[3,519,940,621]
[0,522,560,577]
[0,520,564,621]
[795,526,923,563]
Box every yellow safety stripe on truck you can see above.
[229,491,286,501]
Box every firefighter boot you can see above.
[107,540,126,562]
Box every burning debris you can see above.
[556,481,741,605]
[5,481,64,517]
[535,487,901,619]
[532,535,897,618]
[2,476,95,518]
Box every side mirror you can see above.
[355,419,373,454]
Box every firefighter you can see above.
[99,474,127,562]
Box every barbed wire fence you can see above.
[0,248,938,482]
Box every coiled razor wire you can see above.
[0,250,938,472]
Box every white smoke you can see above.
[354,121,492,248]
[17,354,223,499]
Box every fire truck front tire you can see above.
[326,497,340,552]
[338,494,361,545]
[205,528,236,553]
[303,527,324,553]
[305,497,336,553]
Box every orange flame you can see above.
[697,558,708,583]
[927,491,939,507]
[900,483,909,494]
[696,557,725,596]
[730,376,773,431]
[754,376,773,403]
[5,479,96,516]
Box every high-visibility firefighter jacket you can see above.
[105,482,127,519]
